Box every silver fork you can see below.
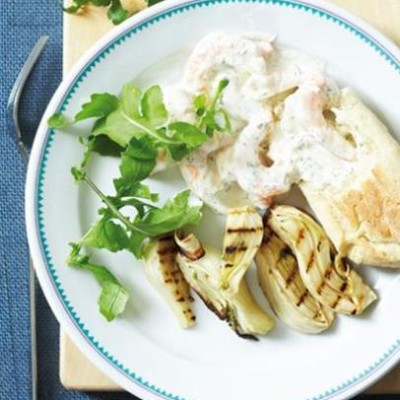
[7,36,49,400]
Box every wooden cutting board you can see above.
[60,0,400,393]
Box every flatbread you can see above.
[301,89,400,267]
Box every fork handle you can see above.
[29,259,37,400]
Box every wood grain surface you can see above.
[60,0,400,393]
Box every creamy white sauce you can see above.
[162,32,360,213]
[268,84,357,191]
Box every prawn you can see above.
[180,134,252,214]
[233,112,293,209]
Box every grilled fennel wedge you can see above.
[175,232,274,339]
[256,227,335,333]
[219,206,264,294]
[268,206,377,315]
[143,236,196,328]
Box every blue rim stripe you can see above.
[35,1,400,400]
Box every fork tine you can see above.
[7,36,49,164]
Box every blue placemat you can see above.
[0,1,137,399]
[0,1,396,399]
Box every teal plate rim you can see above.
[34,1,400,399]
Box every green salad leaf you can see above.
[76,168,203,258]
[87,134,124,157]
[63,0,169,25]
[49,80,230,161]
[63,0,130,25]
[140,85,168,126]
[113,179,159,201]
[98,84,208,160]
[50,80,230,321]
[75,93,119,121]
[134,190,203,236]
[118,137,158,183]
[48,113,71,129]
[81,216,130,252]
[107,0,130,24]
[194,78,231,135]
[147,0,165,5]
[67,244,129,321]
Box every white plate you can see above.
[26,1,400,399]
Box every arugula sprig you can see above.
[67,243,129,321]
[68,152,203,321]
[48,92,119,129]
[194,79,231,135]
[76,186,201,263]
[64,0,130,25]
[49,81,230,161]
[70,131,204,259]
[53,81,230,321]
[63,0,170,25]
[73,159,202,257]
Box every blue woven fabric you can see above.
[0,1,137,399]
[0,0,396,399]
